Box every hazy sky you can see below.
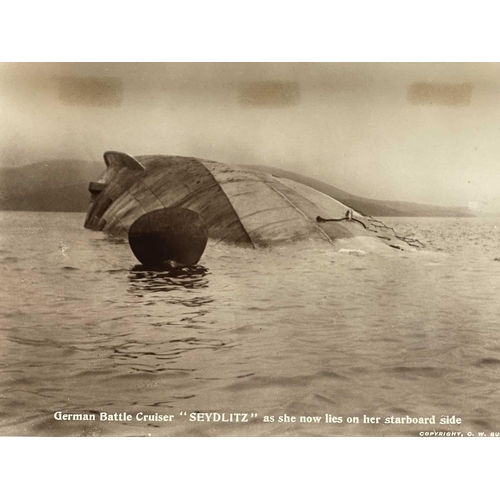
[1,62,500,211]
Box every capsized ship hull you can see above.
[84,152,415,250]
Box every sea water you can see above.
[0,211,499,436]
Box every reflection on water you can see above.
[127,265,213,324]
[128,264,210,293]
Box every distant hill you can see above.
[243,164,474,217]
[0,160,104,212]
[0,158,474,217]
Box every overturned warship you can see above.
[84,152,420,265]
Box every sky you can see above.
[1,62,500,211]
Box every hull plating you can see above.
[85,152,412,250]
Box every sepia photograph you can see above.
[1,61,499,438]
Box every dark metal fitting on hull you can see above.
[128,208,209,268]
